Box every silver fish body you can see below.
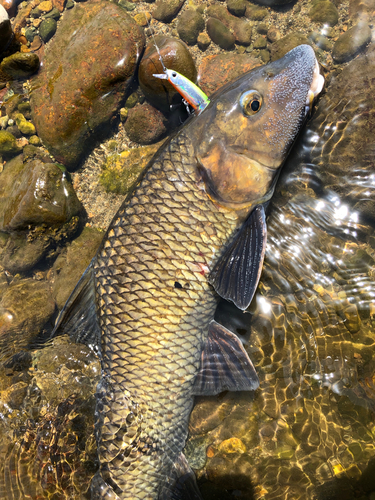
[53,45,323,499]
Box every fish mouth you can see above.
[306,58,325,114]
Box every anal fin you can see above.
[192,320,259,396]
[209,205,267,310]
[160,453,203,500]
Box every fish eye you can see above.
[240,90,263,116]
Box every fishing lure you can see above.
[153,69,210,114]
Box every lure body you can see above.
[153,69,210,114]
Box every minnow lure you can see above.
[153,69,210,114]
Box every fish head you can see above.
[188,44,324,210]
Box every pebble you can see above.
[309,32,333,51]
[267,26,280,42]
[0,130,21,157]
[260,48,270,62]
[245,4,268,20]
[207,4,252,46]
[257,22,268,35]
[177,7,205,46]
[253,36,267,49]
[25,27,36,42]
[309,0,339,26]
[206,17,236,51]
[133,11,151,26]
[1,52,40,79]
[153,0,185,23]
[138,36,197,110]
[14,113,36,135]
[118,0,136,11]
[218,437,247,454]
[227,0,247,17]
[43,7,61,19]
[197,32,210,51]
[39,18,57,42]
[332,22,371,63]
[269,31,311,61]
[28,135,40,145]
[38,0,53,12]
[124,102,168,145]
[0,115,8,128]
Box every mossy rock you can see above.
[309,0,339,26]
[0,130,21,156]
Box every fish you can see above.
[52,45,324,499]
[153,69,210,114]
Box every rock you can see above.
[52,0,66,11]
[52,227,104,309]
[38,0,53,12]
[25,27,36,42]
[17,101,31,114]
[43,7,61,19]
[30,0,145,170]
[0,115,8,129]
[0,152,82,232]
[349,0,375,19]
[14,113,36,135]
[227,0,246,17]
[124,102,168,145]
[99,141,163,195]
[0,5,12,53]
[39,18,57,42]
[197,32,211,51]
[30,34,42,51]
[153,0,185,23]
[260,48,270,62]
[0,279,55,361]
[253,35,267,49]
[332,22,371,63]
[133,11,151,26]
[218,437,247,454]
[309,32,333,51]
[245,4,268,20]
[1,232,50,273]
[0,52,40,80]
[206,17,236,50]
[257,22,268,35]
[207,4,252,45]
[269,32,311,61]
[198,53,260,96]
[28,135,40,145]
[309,0,339,26]
[118,0,135,10]
[247,0,291,5]
[177,8,205,46]
[138,36,197,111]
[0,130,21,157]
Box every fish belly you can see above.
[91,133,239,498]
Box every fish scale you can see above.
[92,132,240,498]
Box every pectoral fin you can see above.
[51,262,101,352]
[192,320,259,396]
[209,205,267,310]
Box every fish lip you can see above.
[306,58,325,113]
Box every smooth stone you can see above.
[0,279,55,360]
[39,18,57,42]
[28,135,40,145]
[257,22,268,34]
[206,17,236,50]
[218,437,247,454]
[153,0,185,23]
[253,35,267,49]
[38,0,53,12]
[99,141,163,194]
[270,32,311,61]
[332,22,371,63]
[260,48,270,62]
[207,4,252,45]
[30,6,42,17]
[0,152,82,232]
[118,0,136,10]
[349,0,375,19]
[197,31,211,51]
[30,0,145,170]
[138,36,197,111]
[198,53,260,96]
[14,113,36,135]
[227,0,246,17]
[43,7,61,19]
[245,4,268,20]
[0,130,21,156]
[25,27,36,42]
[309,32,333,51]
[177,8,205,46]
[309,0,339,26]
[17,101,31,114]
[1,232,50,273]
[52,227,104,308]
[124,102,168,145]
[0,52,39,79]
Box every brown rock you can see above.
[198,53,260,96]
[207,4,252,45]
[30,0,145,170]
[52,0,66,12]
[124,102,168,145]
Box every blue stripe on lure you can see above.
[153,69,210,114]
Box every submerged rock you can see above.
[0,52,39,80]
[153,0,185,23]
[207,4,252,45]
[269,32,311,61]
[124,102,168,144]
[0,129,21,157]
[30,0,145,170]
[332,22,371,63]
[309,0,339,26]
[177,7,205,46]
[206,17,236,50]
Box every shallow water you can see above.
[0,0,375,498]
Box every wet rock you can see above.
[253,35,267,49]
[227,0,246,17]
[134,11,151,26]
[257,22,268,35]
[206,453,254,490]
[39,18,57,42]
[349,0,375,20]
[198,53,260,96]
[124,102,168,145]
[51,227,103,309]
[25,27,36,42]
[0,5,12,53]
[197,32,211,51]
[17,101,31,115]
[1,232,50,274]
[309,32,333,51]
[30,0,145,170]
[269,32,311,61]
[118,0,136,10]
[153,0,185,23]
[260,48,270,62]
[218,437,246,454]
[44,7,61,20]
[332,22,371,63]
[28,135,41,145]
[0,130,21,157]
[99,141,163,195]
[206,17,235,51]
[250,0,292,5]
[0,154,82,232]
[0,279,55,361]
[177,8,205,46]
[207,4,252,45]
[309,0,339,26]
[0,52,39,80]
[138,36,197,111]
[14,113,36,135]
[245,4,268,20]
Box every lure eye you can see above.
[171,72,177,78]
[240,90,263,116]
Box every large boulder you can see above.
[30,0,145,170]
